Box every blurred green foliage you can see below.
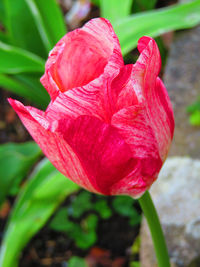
[49,191,141,250]
[0,0,67,108]
[112,196,141,226]
[115,1,200,56]
[130,236,141,267]
[50,208,98,249]
[100,0,133,23]
[67,256,88,267]
[133,0,157,12]
[0,158,79,267]
[130,262,140,267]
[187,97,200,126]
[0,142,41,206]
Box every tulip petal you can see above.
[59,115,137,195]
[134,36,174,160]
[8,98,100,193]
[110,168,153,198]
[41,18,123,100]
[110,64,140,111]
[111,105,162,197]
[82,18,123,72]
[44,86,102,123]
[112,106,159,158]
[154,77,175,153]
[44,66,135,124]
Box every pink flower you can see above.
[9,18,174,198]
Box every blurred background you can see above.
[0,0,200,266]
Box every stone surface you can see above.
[164,26,200,158]
[140,157,200,267]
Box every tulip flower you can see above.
[9,18,174,267]
[9,18,174,198]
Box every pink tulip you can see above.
[9,18,174,197]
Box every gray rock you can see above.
[140,157,200,267]
[164,26,200,158]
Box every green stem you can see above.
[138,191,170,267]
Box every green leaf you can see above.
[0,41,45,74]
[75,214,98,249]
[50,209,98,249]
[114,0,200,55]
[15,73,50,108]
[93,199,112,219]
[130,262,140,267]
[68,256,88,267]
[189,110,200,126]
[100,0,133,23]
[3,0,66,56]
[187,98,200,113]
[0,158,79,267]
[31,0,67,45]
[0,74,49,108]
[50,208,71,232]
[133,0,157,13]
[0,142,41,206]
[130,236,141,267]
[90,0,100,6]
[0,1,5,24]
[0,31,9,43]
[70,191,92,218]
[131,235,141,255]
[112,196,141,225]
[3,0,48,57]
[112,196,135,217]
[187,97,200,126]
[24,0,52,52]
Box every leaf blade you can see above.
[0,41,45,74]
[33,0,67,44]
[3,0,47,57]
[0,158,79,267]
[114,0,200,55]
[0,74,49,108]
[0,142,41,206]
[24,0,53,52]
[100,0,133,23]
